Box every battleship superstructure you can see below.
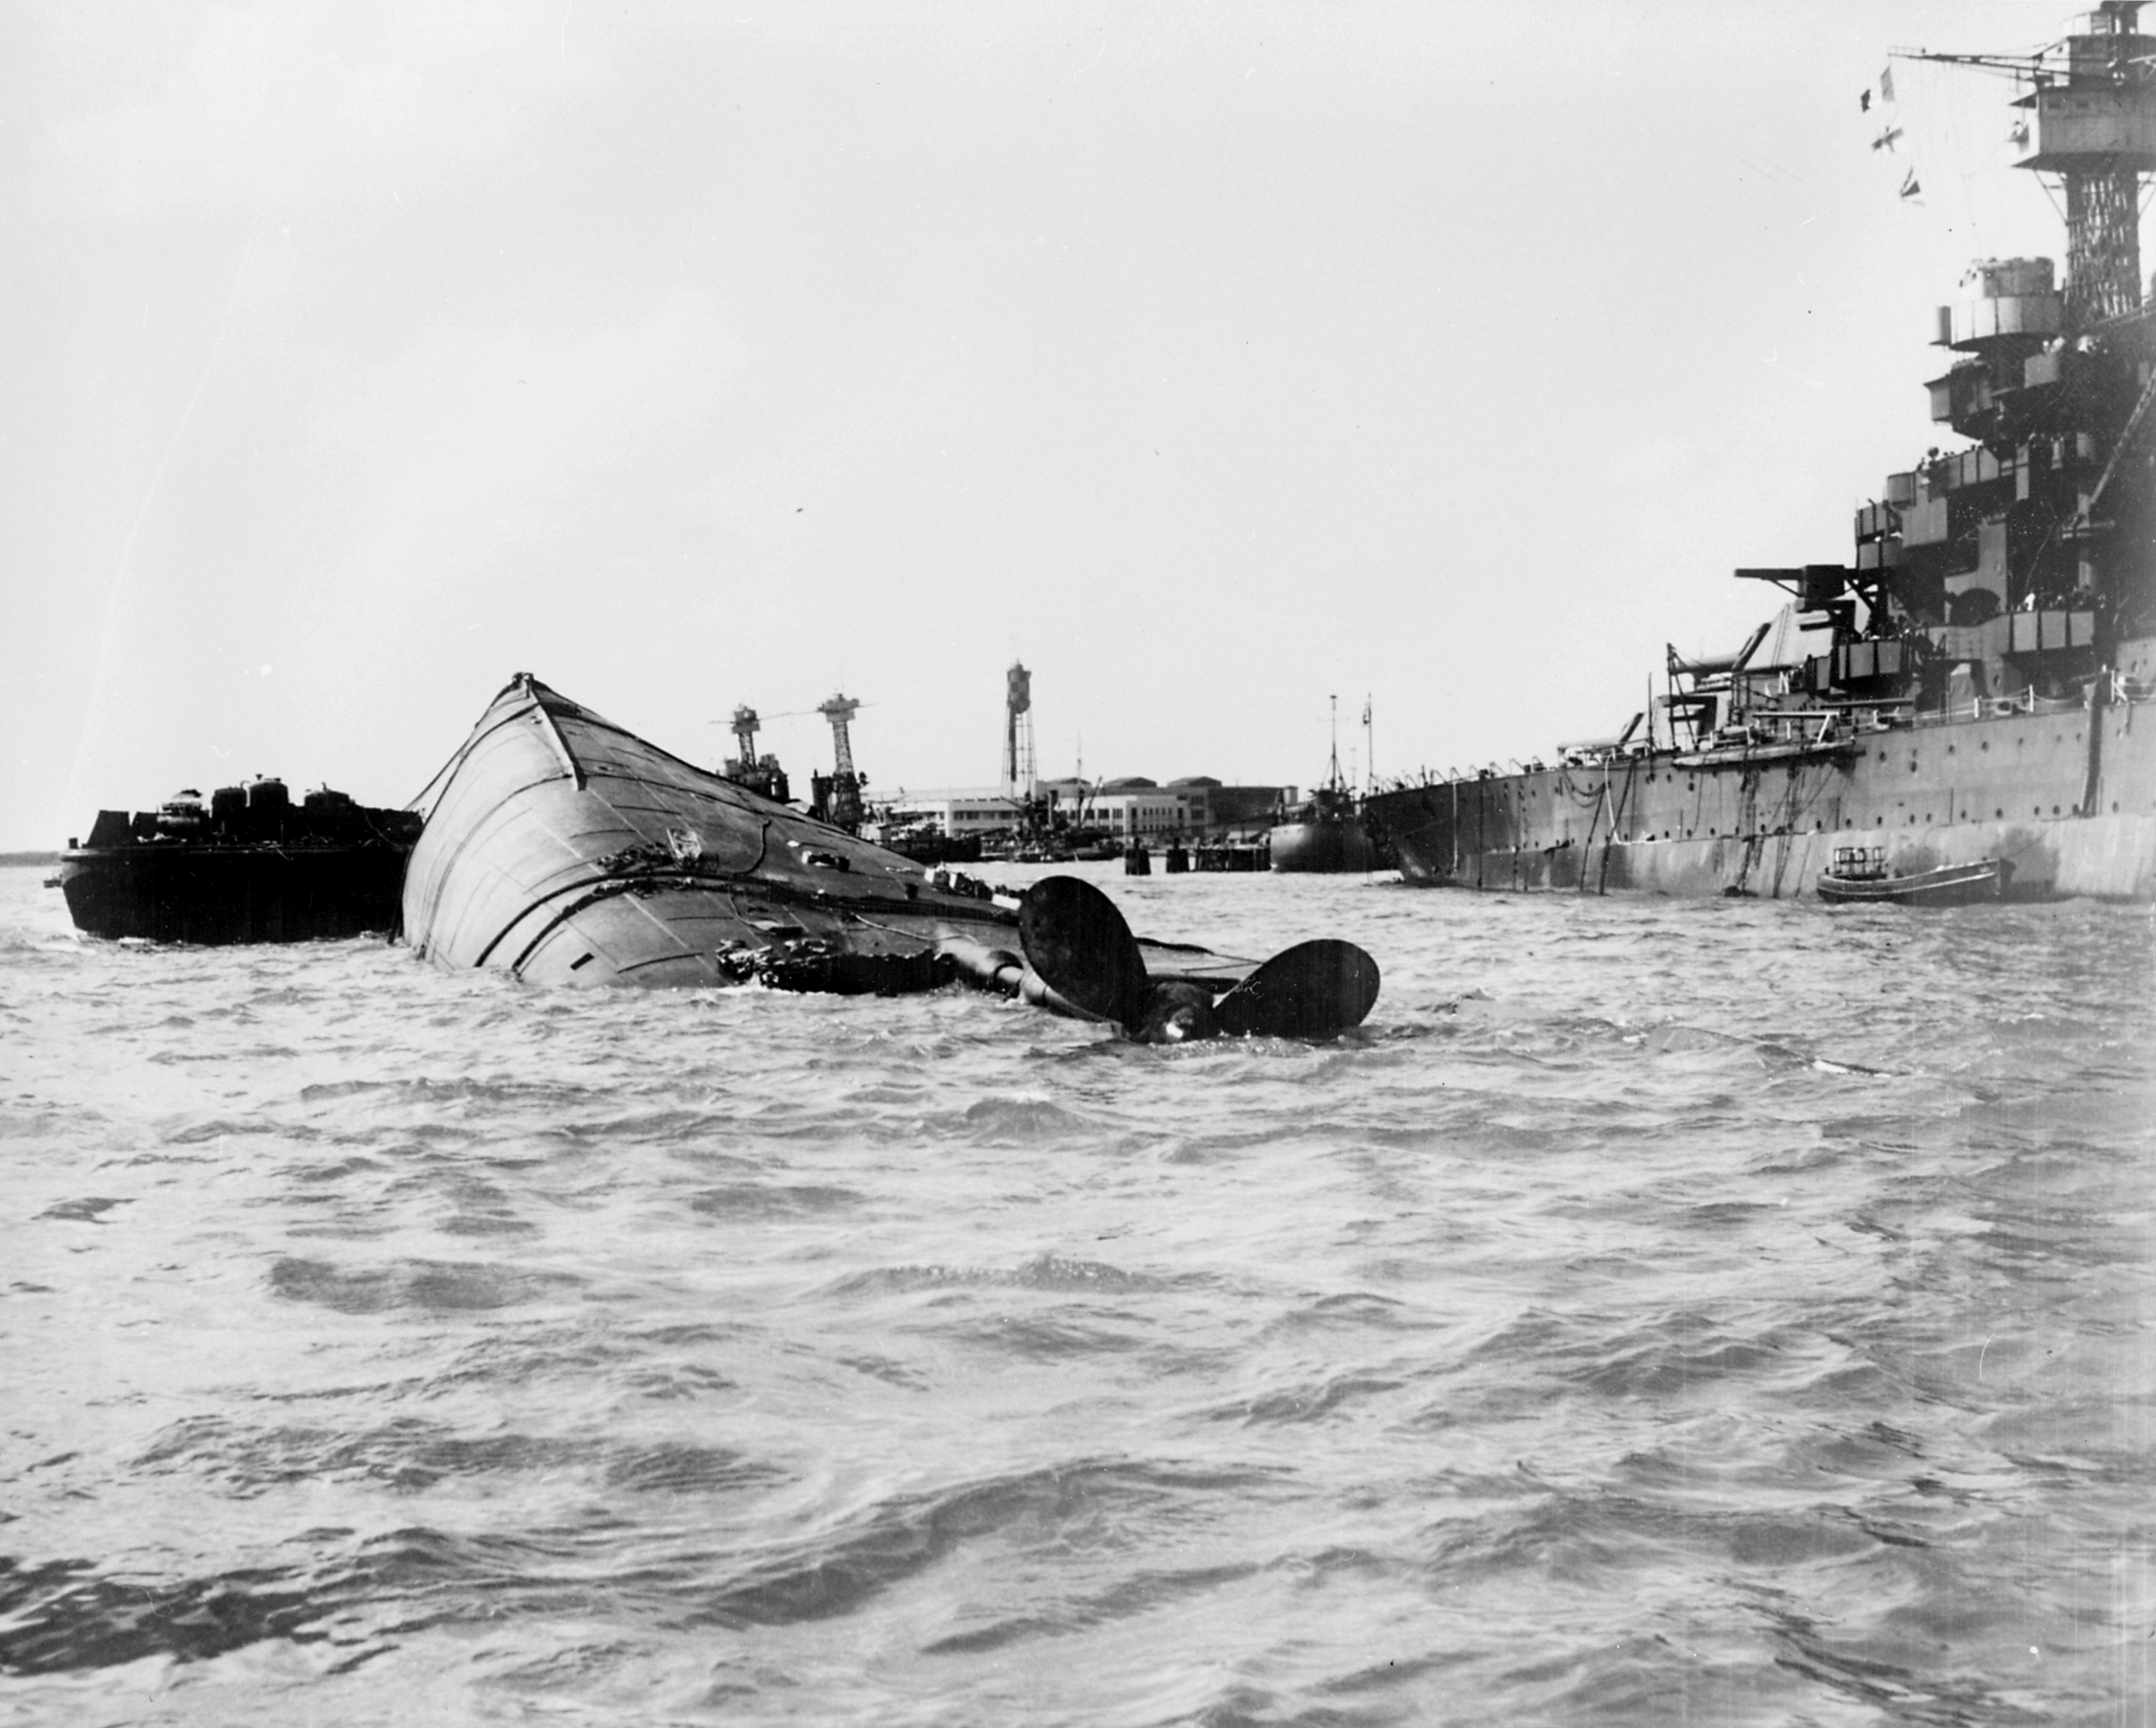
[1366,4,2156,901]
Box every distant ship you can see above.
[1366,4,2156,902]
[1270,697,1384,873]
[1269,777,1374,875]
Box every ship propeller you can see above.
[1018,875,1379,1043]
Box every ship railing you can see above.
[1750,699,1910,726]
[1557,743,1653,767]
[1734,706,1911,743]
[1902,686,2076,725]
[1693,712,1842,750]
[1757,712,1839,747]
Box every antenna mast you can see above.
[1902,1,2156,328]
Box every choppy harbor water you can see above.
[2,858,2152,1725]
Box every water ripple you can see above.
[2,864,2149,1722]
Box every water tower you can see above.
[1002,661,1035,799]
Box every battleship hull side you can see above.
[1368,667,2156,902]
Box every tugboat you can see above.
[1365,4,2156,903]
[51,777,421,943]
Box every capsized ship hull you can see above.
[1367,669,2156,901]
[403,676,1262,990]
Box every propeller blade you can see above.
[1018,875,1150,1029]
[1213,939,1380,1040]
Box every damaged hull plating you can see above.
[402,675,1260,993]
[1368,678,2156,901]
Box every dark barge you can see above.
[51,779,421,944]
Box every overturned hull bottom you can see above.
[1391,810,2156,902]
[400,676,1273,1002]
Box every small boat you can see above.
[402,676,1379,1037]
[1816,846,2011,907]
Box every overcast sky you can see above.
[1,3,2085,847]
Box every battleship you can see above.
[1365,4,2156,903]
